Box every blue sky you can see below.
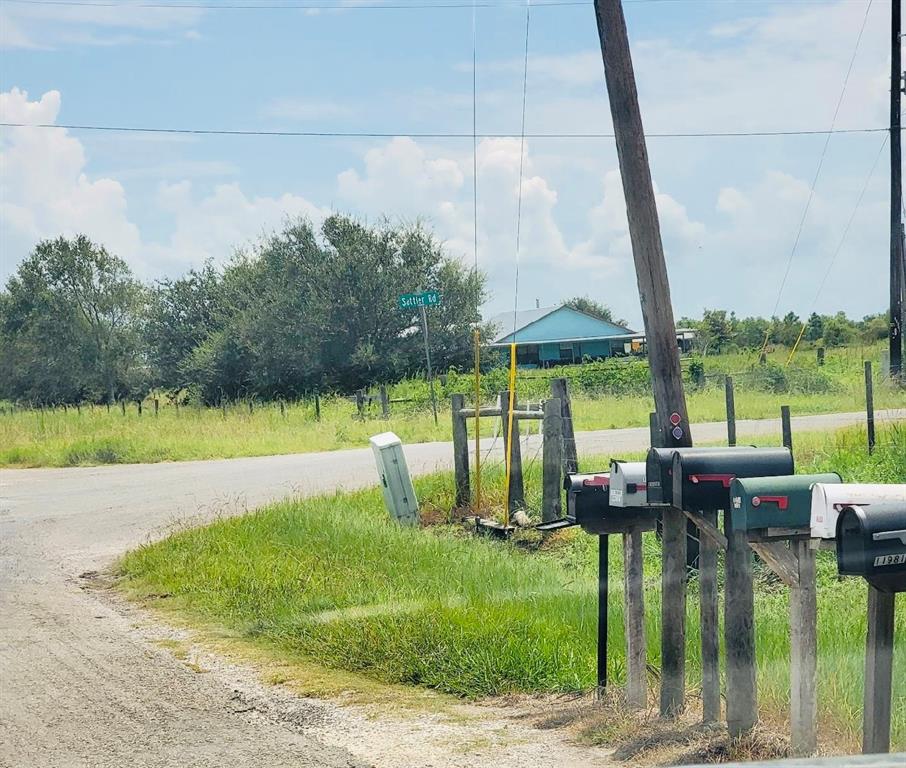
[0,0,900,328]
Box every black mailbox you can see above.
[671,447,794,511]
[836,502,906,593]
[566,472,657,536]
[645,446,762,506]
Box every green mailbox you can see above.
[729,473,842,533]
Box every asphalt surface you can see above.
[1,408,902,767]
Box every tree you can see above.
[0,235,146,404]
[562,296,629,328]
[805,312,824,342]
[178,215,487,400]
[146,263,223,392]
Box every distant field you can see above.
[3,344,902,467]
[119,426,906,752]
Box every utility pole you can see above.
[890,0,903,377]
[593,0,692,720]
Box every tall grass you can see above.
[119,426,906,750]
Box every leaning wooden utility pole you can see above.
[890,0,903,377]
[593,0,693,719]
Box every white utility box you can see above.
[810,483,906,539]
[370,432,420,526]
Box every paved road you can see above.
[1,408,902,767]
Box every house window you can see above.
[559,343,574,363]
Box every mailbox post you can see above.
[730,472,842,755]
[835,499,906,754]
[670,447,794,736]
[538,471,657,703]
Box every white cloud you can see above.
[0,88,142,271]
[148,181,327,273]
[0,88,325,280]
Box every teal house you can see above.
[487,305,694,367]
[487,305,634,367]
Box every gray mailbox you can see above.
[609,460,648,508]
[836,501,906,593]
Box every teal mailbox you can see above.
[729,473,842,533]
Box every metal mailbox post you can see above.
[730,473,841,756]
[835,497,906,755]
[539,471,656,706]
[671,447,794,735]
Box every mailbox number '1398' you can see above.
[874,553,906,567]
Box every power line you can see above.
[786,132,888,363]
[759,0,875,354]
[0,122,895,139]
[0,0,886,9]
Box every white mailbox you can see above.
[810,483,906,539]
[609,460,648,508]
[370,432,419,526]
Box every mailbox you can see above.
[729,473,841,533]
[645,447,739,506]
[609,460,648,508]
[672,447,794,512]
[810,483,906,539]
[565,472,657,535]
[836,501,906,593]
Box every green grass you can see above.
[119,425,906,750]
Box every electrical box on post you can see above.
[370,432,419,526]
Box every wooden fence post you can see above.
[314,391,321,421]
[137,400,142,416]
[865,361,876,454]
[501,389,525,512]
[623,528,647,708]
[817,347,825,366]
[790,540,818,756]
[781,405,792,451]
[724,508,757,737]
[725,376,736,446]
[451,394,470,508]
[863,586,895,753]
[551,378,578,473]
[699,509,720,724]
[153,398,159,417]
[380,385,390,419]
[279,399,286,418]
[649,411,661,447]
[355,389,365,420]
[661,505,687,718]
[541,398,563,523]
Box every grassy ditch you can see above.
[119,426,906,750]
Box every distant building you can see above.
[486,305,694,368]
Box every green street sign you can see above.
[398,290,441,310]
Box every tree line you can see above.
[0,215,484,405]
[0,215,890,406]
[678,308,890,356]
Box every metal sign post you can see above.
[420,304,438,425]
[399,290,441,425]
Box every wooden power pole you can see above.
[891,0,903,377]
[593,0,693,719]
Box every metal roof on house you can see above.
[486,305,635,345]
